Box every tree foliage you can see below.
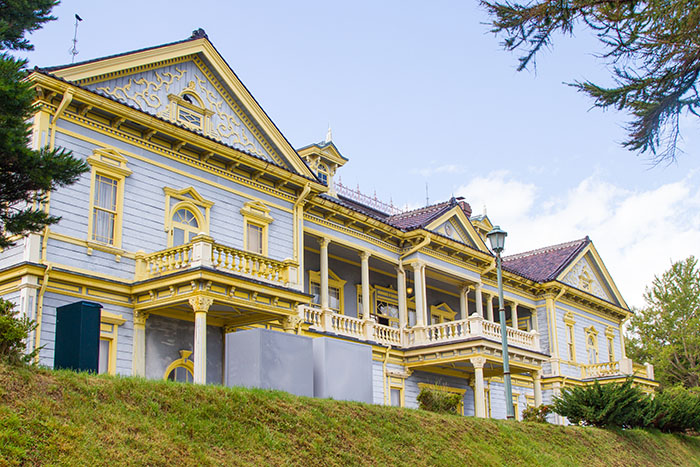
[482,0,700,163]
[0,0,89,248]
[416,386,463,415]
[0,299,38,365]
[626,256,700,388]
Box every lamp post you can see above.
[486,225,515,420]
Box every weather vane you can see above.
[69,14,83,63]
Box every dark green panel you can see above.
[54,301,102,373]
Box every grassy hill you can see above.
[1,364,699,466]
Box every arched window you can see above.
[163,350,194,383]
[586,327,599,364]
[171,207,200,246]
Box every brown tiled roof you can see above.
[386,197,472,230]
[503,237,590,282]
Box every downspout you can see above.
[383,345,392,405]
[34,264,52,362]
[293,182,312,286]
[49,89,74,150]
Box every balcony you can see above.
[134,234,298,289]
[581,359,655,380]
[300,305,540,351]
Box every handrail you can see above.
[212,243,288,283]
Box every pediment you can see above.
[558,244,627,308]
[425,207,490,253]
[48,37,314,178]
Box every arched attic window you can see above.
[317,163,329,185]
[167,84,213,132]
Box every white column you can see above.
[319,237,330,310]
[472,356,487,418]
[360,251,371,320]
[132,310,149,377]
[487,294,494,322]
[510,301,519,329]
[189,296,213,384]
[396,266,407,328]
[412,262,426,326]
[459,284,469,320]
[533,370,542,407]
[475,282,484,318]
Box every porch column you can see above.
[472,356,487,418]
[510,301,519,329]
[132,309,149,377]
[487,294,494,322]
[189,296,213,384]
[459,284,469,320]
[396,265,407,328]
[318,237,330,310]
[475,282,484,318]
[533,370,543,407]
[412,262,426,326]
[360,251,371,320]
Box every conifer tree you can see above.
[0,0,89,248]
[482,0,700,163]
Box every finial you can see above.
[325,125,332,143]
[190,28,208,40]
[483,204,487,216]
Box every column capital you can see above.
[470,356,487,369]
[281,315,302,333]
[359,250,371,261]
[317,237,331,248]
[410,260,425,271]
[189,295,214,313]
[133,309,150,326]
[532,369,542,380]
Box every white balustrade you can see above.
[373,323,402,346]
[143,244,193,276]
[581,361,621,379]
[300,305,323,329]
[331,313,365,339]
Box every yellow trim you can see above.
[429,302,456,324]
[605,326,616,361]
[86,148,132,249]
[388,377,405,408]
[163,186,213,247]
[585,325,599,364]
[564,311,576,363]
[99,310,125,376]
[239,200,273,256]
[163,350,195,381]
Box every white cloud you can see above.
[455,172,700,308]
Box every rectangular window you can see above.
[310,281,341,313]
[98,338,111,374]
[92,174,118,244]
[566,325,575,362]
[390,387,402,407]
[246,223,263,254]
[608,337,615,361]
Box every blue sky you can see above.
[19,1,700,307]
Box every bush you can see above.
[0,299,38,365]
[644,386,700,433]
[552,379,646,428]
[417,386,462,415]
[522,404,551,423]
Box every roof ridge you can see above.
[387,200,449,220]
[503,237,589,262]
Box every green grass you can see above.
[1,364,699,466]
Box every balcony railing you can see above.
[301,305,540,351]
[135,234,299,289]
[581,359,655,380]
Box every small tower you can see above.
[297,128,348,197]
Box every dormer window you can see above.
[166,85,214,133]
[317,163,329,185]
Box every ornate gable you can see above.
[558,246,627,308]
[424,207,489,254]
[45,33,314,178]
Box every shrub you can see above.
[645,386,700,433]
[522,404,551,423]
[417,386,462,415]
[552,378,646,428]
[0,299,38,365]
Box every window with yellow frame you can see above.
[417,382,466,415]
[564,311,576,362]
[356,284,413,327]
[389,376,404,407]
[585,326,599,364]
[309,269,346,314]
[163,350,195,383]
[605,326,616,361]
[163,187,213,247]
[512,393,521,420]
[430,302,456,324]
[240,200,273,256]
[97,311,126,376]
[86,148,132,250]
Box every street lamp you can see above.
[486,225,515,420]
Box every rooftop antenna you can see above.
[69,14,83,63]
[425,183,429,206]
